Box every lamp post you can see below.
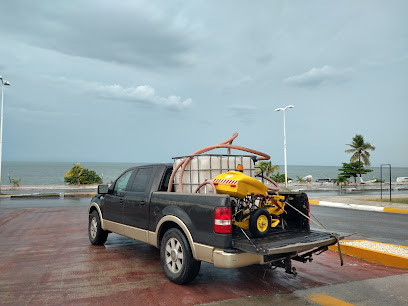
[274,105,294,188]
[0,76,11,192]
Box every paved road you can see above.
[1,206,407,305]
[1,198,407,305]
[310,205,408,246]
[0,196,90,208]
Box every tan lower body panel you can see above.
[103,220,215,262]
[102,218,268,269]
[103,220,151,244]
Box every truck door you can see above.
[103,169,134,225]
[122,166,155,229]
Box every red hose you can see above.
[194,181,217,194]
[255,173,280,192]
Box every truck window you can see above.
[130,167,154,192]
[113,170,133,195]
[159,167,173,191]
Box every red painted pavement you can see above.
[0,207,406,305]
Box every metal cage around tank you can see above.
[172,154,257,193]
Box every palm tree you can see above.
[345,134,375,183]
[64,163,84,185]
[256,161,279,178]
[335,175,349,189]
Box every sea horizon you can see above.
[3,159,408,168]
[2,161,407,186]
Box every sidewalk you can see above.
[1,184,98,191]
[0,185,97,199]
[309,194,408,213]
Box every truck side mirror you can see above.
[98,184,109,194]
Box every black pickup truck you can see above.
[88,163,339,284]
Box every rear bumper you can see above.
[212,249,265,268]
[212,249,296,269]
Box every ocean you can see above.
[2,161,407,186]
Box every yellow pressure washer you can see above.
[213,167,285,238]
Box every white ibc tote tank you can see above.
[172,155,255,193]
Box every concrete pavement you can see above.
[1,206,407,305]
[201,273,408,305]
[309,194,408,211]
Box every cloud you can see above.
[284,66,353,87]
[95,84,192,110]
[1,1,198,69]
[47,76,192,111]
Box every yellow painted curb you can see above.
[329,240,408,269]
[307,293,355,306]
[383,207,408,214]
[309,200,320,205]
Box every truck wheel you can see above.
[160,228,201,284]
[89,210,108,245]
[249,208,271,238]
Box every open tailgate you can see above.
[232,229,338,255]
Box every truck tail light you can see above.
[214,207,232,234]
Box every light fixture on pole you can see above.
[0,76,11,192]
[274,105,294,188]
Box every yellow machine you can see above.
[213,170,268,199]
[213,170,286,237]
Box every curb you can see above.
[329,240,408,269]
[10,193,60,199]
[3,193,96,199]
[309,200,408,214]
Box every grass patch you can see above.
[361,198,408,204]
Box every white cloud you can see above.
[95,84,192,110]
[47,76,192,111]
[284,66,353,87]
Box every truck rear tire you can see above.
[249,208,271,238]
[89,210,108,245]
[160,228,201,284]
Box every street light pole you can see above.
[275,105,294,188]
[0,76,11,192]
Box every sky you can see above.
[0,0,407,167]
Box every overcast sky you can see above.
[1,1,407,167]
